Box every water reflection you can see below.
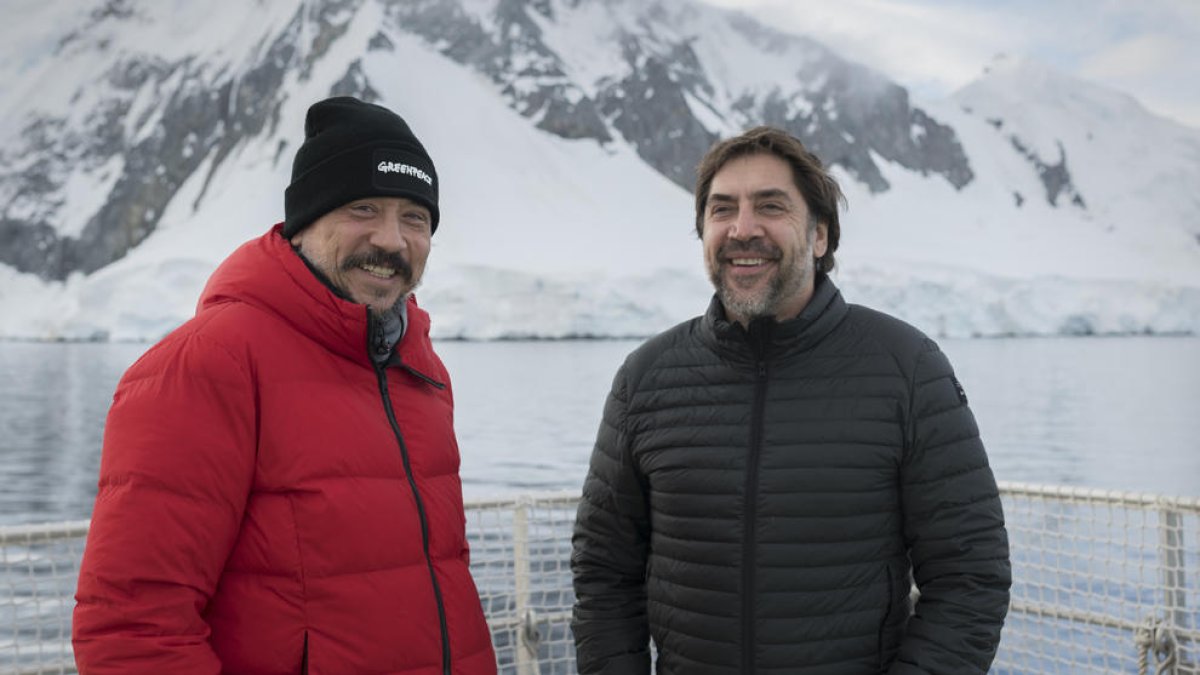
[0,336,1196,526]
[943,336,1200,495]
[0,342,145,525]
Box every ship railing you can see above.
[2,483,1198,674]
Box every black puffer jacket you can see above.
[572,276,1010,674]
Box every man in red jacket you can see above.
[73,96,498,674]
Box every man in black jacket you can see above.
[571,127,1011,674]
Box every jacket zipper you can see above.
[742,355,769,675]
[878,563,895,672]
[369,315,452,675]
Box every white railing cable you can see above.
[1,483,1198,674]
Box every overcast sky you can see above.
[697,0,1200,129]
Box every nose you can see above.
[728,201,760,240]
[367,210,408,252]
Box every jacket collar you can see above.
[702,273,848,361]
[197,224,437,376]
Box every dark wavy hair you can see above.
[694,126,845,273]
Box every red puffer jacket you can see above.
[73,225,497,674]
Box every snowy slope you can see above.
[958,56,1200,271]
[0,0,1198,341]
[0,1,709,340]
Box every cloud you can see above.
[699,0,1040,95]
[1079,32,1200,126]
[698,0,1200,128]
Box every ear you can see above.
[812,221,829,259]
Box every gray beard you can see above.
[369,291,413,320]
[711,228,816,324]
[716,254,814,323]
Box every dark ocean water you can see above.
[0,336,1197,526]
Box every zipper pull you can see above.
[373,319,390,358]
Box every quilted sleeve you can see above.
[890,339,1012,675]
[571,364,652,675]
[72,330,257,674]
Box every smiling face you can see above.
[702,153,828,326]
[290,196,432,312]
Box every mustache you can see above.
[718,239,781,259]
[342,249,413,282]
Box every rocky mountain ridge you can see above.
[2,0,978,281]
[1,0,1198,341]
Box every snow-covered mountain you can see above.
[1,0,1198,340]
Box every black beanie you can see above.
[283,96,439,237]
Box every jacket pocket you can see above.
[300,631,309,675]
[877,561,911,673]
[877,562,894,673]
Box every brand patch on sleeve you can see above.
[952,377,968,404]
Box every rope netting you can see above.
[994,483,1199,674]
[2,484,1197,674]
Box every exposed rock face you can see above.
[389,0,613,143]
[1,0,977,281]
[753,65,973,194]
[723,15,972,194]
[0,1,362,279]
[595,36,718,189]
[386,0,975,194]
[1009,137,1086,208]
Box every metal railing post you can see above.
[1160,506,1194,673]
[512,497,540,675]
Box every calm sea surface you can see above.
[0,336,1197,526]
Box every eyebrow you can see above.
[708,188,793,203]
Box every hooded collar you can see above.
[701,272,848,363]
[197,224,434,372]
